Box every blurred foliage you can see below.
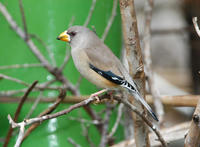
[0,0,123,146]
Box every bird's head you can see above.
[57,26,97,48]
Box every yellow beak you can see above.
[57,31,70,42]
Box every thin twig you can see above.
[81,124,95,147]
[84,0,97,27]
[101,0,118,42]
[68,138,81,147]
[0,2,78,95]
[0,73,29,87]
[0,73,62,92]
[18,0,29,40]
[25,91,43,119]
[114,97,167,147]
[8,95,99,131]
[22,89,66,141]
[68,16,75,28]
[4,81,38,147]
[99,103,113,147]
[59,48,71,71]
[108,103,123,138]
[68,116,100,125]
[75,76,83,89]
[0,89,31,96]
[29,34,56,66]
[113,96,167,147]
[112,121,190,147]
[0,63,42,70]
[143,0,164,122]
[192,17,200,37]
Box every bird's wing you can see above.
[85,42,124,77]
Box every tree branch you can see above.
[143,0,164,122]
[184,99,200,147]
[84,0,97,27]
[119,0,149,146]
[101,0,118,42]
[3,81,38,147]
[192,17,200,37]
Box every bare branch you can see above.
[0,2,78,95]
[1,94,200,107]
[0,2,25,38]
[8,95,100,130]
[143,0,164,122]
[68,16,75,27]
[4,81,38,147]
[68,116,100,125]
[99,103,113,147]
[18,0,28,40]
[0,73,62,92]
[8,115,25,147]
[68,138,81,147]
[101,0,118,42]
[59,48,71,71]
[81,124,95,147]
[29,34,56,66]
[7,92,166,147]
[192,17,200,37]
[84,0,97,27]
[184,99,200,146]
[113,96,167,147]
[112,121,190,147]
[108,103,123,138]
[0,63,42,70]
[0,73,29,87]
[22,89,66,141]
[25,91,43,119]
[119,0,150,146]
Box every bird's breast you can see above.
[71,49,117,88]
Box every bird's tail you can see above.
[120,81,159,121]
[133,92,159,121]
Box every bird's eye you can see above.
[68,31,76,37]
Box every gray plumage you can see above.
[62,26,158,121]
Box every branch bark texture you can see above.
[119,0,149,146]
[184,99,200,147]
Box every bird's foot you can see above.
[90,89,108,104]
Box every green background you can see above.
[0,0,123,146]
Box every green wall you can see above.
[0,0,123,146]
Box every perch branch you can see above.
[1,94,200,107]
[7,93,166,147]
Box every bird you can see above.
[57,26,158,121]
